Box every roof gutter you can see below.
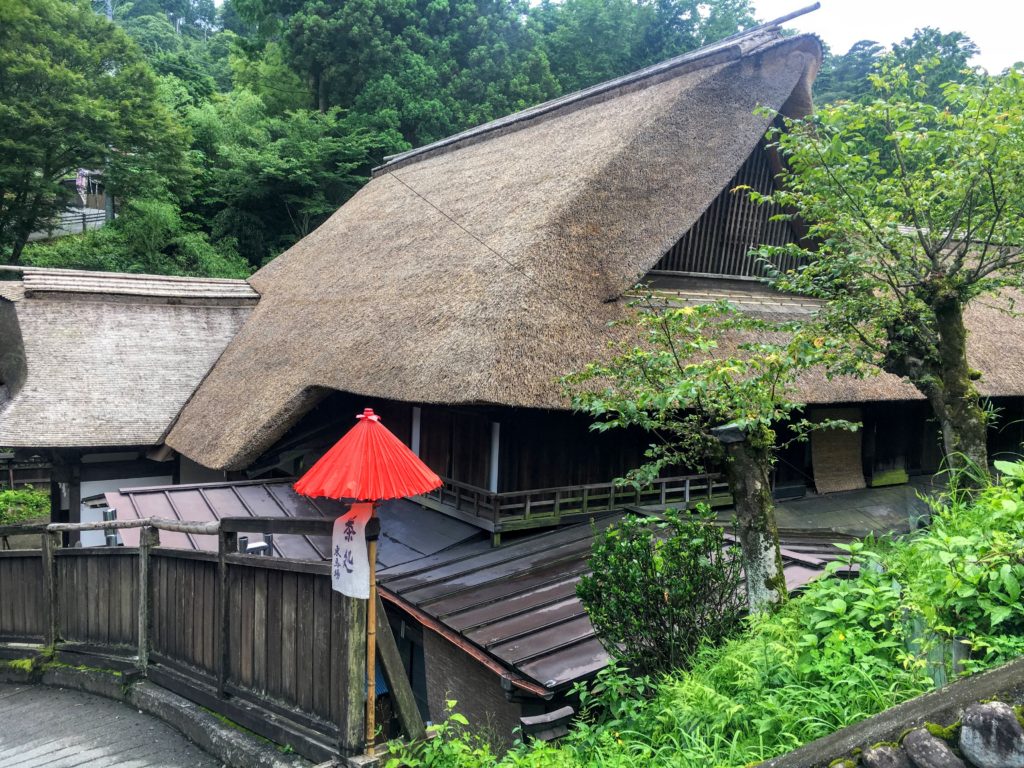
[379,587,555,700]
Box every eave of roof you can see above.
[1,266,259,304]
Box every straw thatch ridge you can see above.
[0,269,255,448]
[166,32,823,470]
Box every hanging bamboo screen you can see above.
[652,143,800,279]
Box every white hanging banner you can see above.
[331,502,373,599]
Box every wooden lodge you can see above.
[0,268,254,535]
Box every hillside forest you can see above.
[0,0,991,277]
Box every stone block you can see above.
[960,702,1024,768]
[902,728,966,768]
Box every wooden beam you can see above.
[0,523,48,538]
[375,594,426,742]
[46,518,220,535]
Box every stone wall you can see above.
[854,702,1024,768]
[422,631,523,749]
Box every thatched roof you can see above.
[167,29,824,470]
[0,268,257,449]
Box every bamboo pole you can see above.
[365,509,381,755]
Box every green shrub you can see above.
[577,508,744,676]
[22,198,250,278]
[0,485,50,525]
[385,703,499,768]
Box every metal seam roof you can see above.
[377,516,840,691]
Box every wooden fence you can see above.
[0,517,424,763]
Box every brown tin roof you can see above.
[104,479,482,567]
[377,516,839,691]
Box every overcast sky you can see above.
[752,0,1022,72]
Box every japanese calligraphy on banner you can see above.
[331,502,373,599]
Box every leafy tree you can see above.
[565,300,841,611]
[21,197,250,277]
[890,28,979,102]
[232,0,561,145]
[0,0,188,264]
[815,28,979,107]
[814,40,885,106]
[531,0,755,93]
[577,508,745,676]
[186,90,406,265]
[757,65,1024,479]
[228,40,308,113]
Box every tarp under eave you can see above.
[294,408,442,501]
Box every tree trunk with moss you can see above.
[931,297,989,478]
[722,431,786,613]
[886,295,990,483]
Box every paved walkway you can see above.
[0,684,220,768]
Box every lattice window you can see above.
[652,142,800,279]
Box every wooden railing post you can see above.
[217,529,237,698]
[334,591,367,758]
[41,530,61,647]
[375,593,426,742]
[137,526,159,672]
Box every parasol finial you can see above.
[356,408,380,422]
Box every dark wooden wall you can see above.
[152,551,218,674]
[420,407,491,489]
[221,558,343,725]
[498,408,655,492]
[0,543,362,737]
[0,552,44,641]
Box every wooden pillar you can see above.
[67,462,81,547]
[217,529,237,697]
[137,526,159,672]
[411,407,422,456]
[488,421,500,493]
[41,530,61,647]
[334,590,367,758]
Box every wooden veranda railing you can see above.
[419,474,732,539]
[0,516,424,764]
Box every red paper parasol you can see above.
[294,408,441,501]
[292,407,440,756]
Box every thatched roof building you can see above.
[162,22,1024,473]
[167,28,826,470]
[0,267,256,448]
